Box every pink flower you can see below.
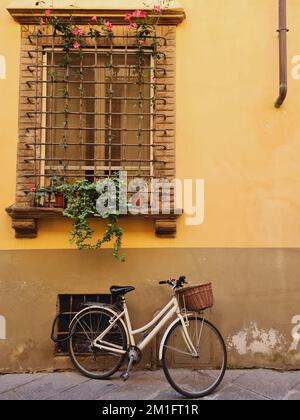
[73,41,80,49]
[72,27,84,36]
[28,186,36,193]
[91,16,98,22]
[124,13,132,21]
[138,39,145,45]
[128,22,138,29]
[40,18,45,28]
[45,9,52,17]
[133,10,142,18]
[104,21,113,31]
[154,5,162,14]
[140,11,147,18]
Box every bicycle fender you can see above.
[159,317,181,360]
[69,305,130,346]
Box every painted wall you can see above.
[1,0,300,372]
[2,0,300,249]
[1,249,300,372]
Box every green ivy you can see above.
[36,179,125,262]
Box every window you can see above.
[6,6,185,238]
[23,29,165,193]
[55,294,115,354]
[41,51,152,184]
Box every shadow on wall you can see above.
[0,55,6,79]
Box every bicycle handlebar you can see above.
[159,276,188,288]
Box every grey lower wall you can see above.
[0,248,300,372]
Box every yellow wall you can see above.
[1,0,300,250]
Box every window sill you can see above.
[5,205,182,239]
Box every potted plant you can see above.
[50,176,66,208]
[26,185,51,207]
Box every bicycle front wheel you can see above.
[162,315,227,398]
[69,308,127,380]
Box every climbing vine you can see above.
[28,1,170,261]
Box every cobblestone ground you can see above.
[0,369,299,400]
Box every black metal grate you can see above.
[22,28,170,189]
[55,293,115,354]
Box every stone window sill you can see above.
[5,205,182,239]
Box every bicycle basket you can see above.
[176,283,214,312]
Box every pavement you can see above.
[0,369,300,400]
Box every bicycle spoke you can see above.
[164,345,194,357]
[81,318,93,335]
[197,317,205,349]
[69,309,127,380]
[95,313,103,340]
[162,317,227,398]
[76,318,94,343]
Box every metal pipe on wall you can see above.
[275,0,288,108]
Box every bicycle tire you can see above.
[69,307,128,380]
[162,316,227,398]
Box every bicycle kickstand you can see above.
[121,355,135,382]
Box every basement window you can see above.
[55,294,115,354]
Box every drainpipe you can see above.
[275,0,288,108]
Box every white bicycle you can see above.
[68,276,227,398]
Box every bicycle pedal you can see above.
[121,372,130,381]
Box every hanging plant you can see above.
[33,179,125,261]
[59,179,124,261]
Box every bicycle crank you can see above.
[121,347,141,381]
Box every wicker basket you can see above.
[176,283,214,312]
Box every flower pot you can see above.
[54,193,65,208]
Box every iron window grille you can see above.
[55,293,115,354]
[20,26,173,207]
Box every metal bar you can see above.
[275,0,288,108]
[49,39,55,183]
[25,127,167,132]
[24,142,167,148]
[93,36,99,178]
[25,80,169,87]
[27,45,168,60]
[34,32,39,186]
[63,51,70,177]
[27,64,166,71]
[25,49,166,57]
[25,158,164,163]
[24,96,167,103]
[26,111,167,118]
[122,32,128,171]
[40,52,47,189]
[79,52,84,178]
[23,172,156,178]
[108,43,114,177]
[30,34,167,44]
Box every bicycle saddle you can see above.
[110,285,135,296]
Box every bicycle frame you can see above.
[92,295,198,358]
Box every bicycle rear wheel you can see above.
[162,315,227,398]
[69,308,127,380]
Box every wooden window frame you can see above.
[6,7,185,238]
